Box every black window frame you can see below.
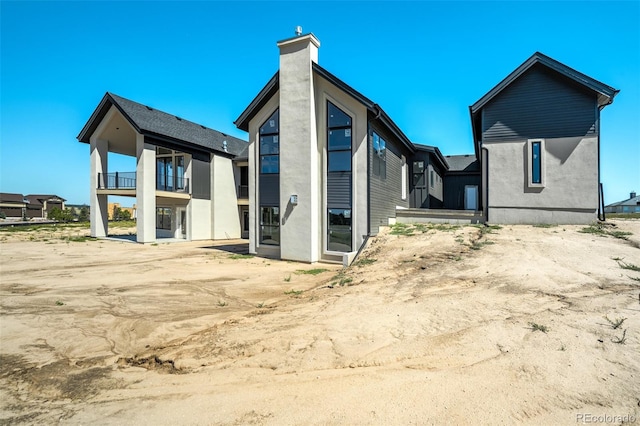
[327,102,352,172]
[372,131,387,180]
[259,109,279,175]
[260,206,280,246]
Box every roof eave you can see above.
[234,72,279,132]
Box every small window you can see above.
[401,156,407,200]
[528,139,545,187]
[430,170,435,188]
[156,207,172,230]
[372,132,386,179]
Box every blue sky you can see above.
[1,1,638,206]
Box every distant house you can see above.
[0,193,65,219]
[0,193,28,219]
[605,192,640,214]
[25,195,66,219]
[77,93,248,243]
[470,52,619,224]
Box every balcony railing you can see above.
[238,185,248,198]
[98,172,189,193]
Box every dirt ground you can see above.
[1,220,639,425]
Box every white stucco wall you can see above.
[485,136,599,224]
[189,198,212,240]
[211,155,242,239]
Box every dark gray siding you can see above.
[482,64,597,142]
[409,151,429,208]
[369,123,411,235]
[327,173,351,207]
[259,174,279,206]
[191,158,211,200]
[444,173,481,210]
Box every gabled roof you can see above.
[25,194,66,207]
[234,64,416,154]
[470,52,619,115]
[78,93,247,157]
[469,52,620,158]
[605,195,640,208]
[444,155,480,173]
[413,144,449,171]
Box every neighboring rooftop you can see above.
[445,155,480,172]
[605,192,640,208]
[78,93,248,157]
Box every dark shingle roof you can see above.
[25,195,66,207]
[78,93,248,157]
[0,193,27,204]
[444,155,480,172]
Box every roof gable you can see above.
[234,64,416,154]
[471,52,619,115]
[78,93,247,157]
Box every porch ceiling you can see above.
[104,111,137,156]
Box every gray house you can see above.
[605,192,640,214]
[235,33,418,263]
[470,52,619,224]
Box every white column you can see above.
[89,137,108,237]
[136,133,156,243]
[277,34,321,262]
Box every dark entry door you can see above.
[411,161,428,208]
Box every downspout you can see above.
[482,146,489,224]
[349,105,382,267]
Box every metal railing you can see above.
[98,172,136,189]
[238,185,248,198]
[98,172,189,193]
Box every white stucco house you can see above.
[77,93,249,243]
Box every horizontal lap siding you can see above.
[369,123,410,235]
[191,158,211,200]
[259,174,279,206]
[483,65,596,141]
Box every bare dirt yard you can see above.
[1,219,640,425]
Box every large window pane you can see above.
[260,206,280,246]
[328,151,351,172]
[260,110,279,135]
[328,208,352,252]
[328,129,351,150]
[328,102,351,127]
[260,135,279,154]
[261,155,279,174]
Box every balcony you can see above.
[238,185,248,198]
[98,172,189,193]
